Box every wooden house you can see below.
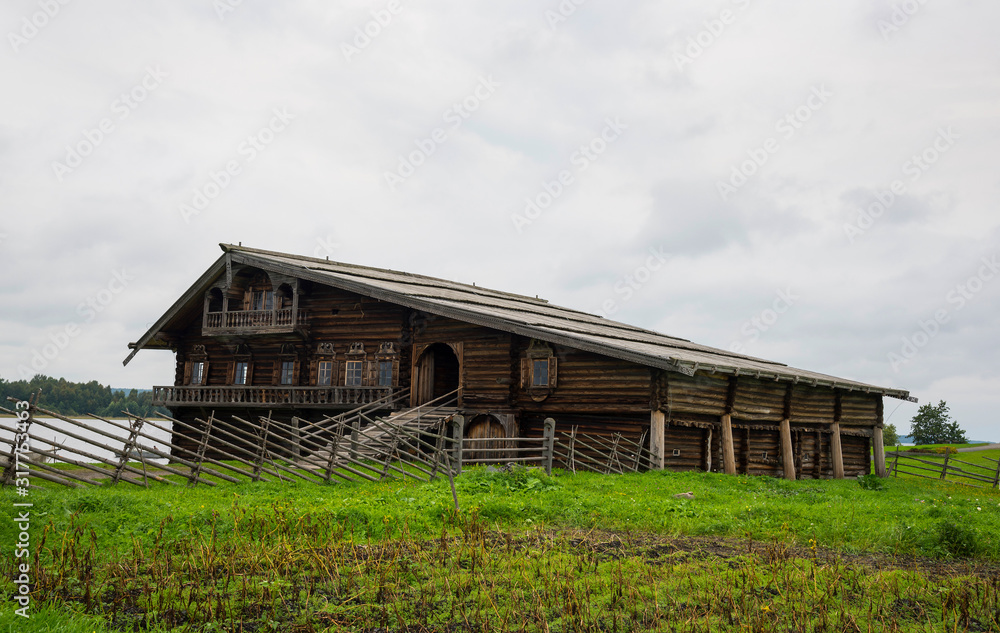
[125,244,913,479]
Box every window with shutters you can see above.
[521,340,557,400]
[344,342,367,386]
[183,345,209,386]
[314,343,337,386]
[275,343,298,386]
[375,341,399,388]
[378,360,394,387]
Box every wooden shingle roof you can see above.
[126,243,914,402]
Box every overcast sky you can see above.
[1,0,998,440]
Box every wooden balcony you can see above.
[202,308,308,336]
[152,385,395,408]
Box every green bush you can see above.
[857,474,884,491]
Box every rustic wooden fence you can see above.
[886,449,1000,490]
[1,391,663,490]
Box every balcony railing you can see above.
[153,385,395,408]
[203,309,308,334]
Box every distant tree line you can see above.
[0,375,169,418]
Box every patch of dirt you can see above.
[469,528,1000,579]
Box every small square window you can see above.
[345,360,363,386]
[234,361,248,385]
[317,361,333,386]
[672,449,681,457]
[377,360,393,387]
[191,362,204,385]
[531,359,549,387]
[280,361,295,385]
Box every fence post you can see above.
[350,418,360,462]
[568,426,578,474]
[940,449,950,480]
[543,418,556,475]
[893,448,899,478]
[112,416,147,486]
[2,400,34,487]
[188,414,214,486]
[252,415,271,482]
[993,458,1000,489]
[449,415,464,476]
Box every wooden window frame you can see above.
[183,345,209,386]
[316,360,334,386]
[233,361,249,385]
[191,361,205,385]
[375,341,399,388]
[344,359,364,386]
[520,340,557,392]
[279,360,295,385]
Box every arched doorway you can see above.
[413,343,460,405]
[465,414,507,463]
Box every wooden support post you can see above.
[873,426,887,477]
[542,418,556,476]
[721,375,738,476]
[721,414,736,475]
[940,450,950,480]
[830,422,845,479]
[992,458,1000,489]
[649,410,665,470]
[780,418,796,481]
[704,427,713,472]
[449,415,464,476]
[831,391,845,479]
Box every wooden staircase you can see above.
[300,389,460,471]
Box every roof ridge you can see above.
[222,243,554,306]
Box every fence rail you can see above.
[886,449,1000,489]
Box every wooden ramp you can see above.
[301,404,459,470]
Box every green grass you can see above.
[3,468,999,631]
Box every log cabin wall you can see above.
[409,314,512,410]
[514,337,651,447]
[654,369,881,479]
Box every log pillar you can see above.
[830,422,845,479]
[721,413,736,475]
[873,426,886,477]
[649,410,665,470]
[721,375,738,475]
[780,418,796,481]
[831,390,844,479]
[704,427,713,473]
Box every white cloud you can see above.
[1,0,998,440]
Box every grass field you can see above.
[2,466,999,631]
